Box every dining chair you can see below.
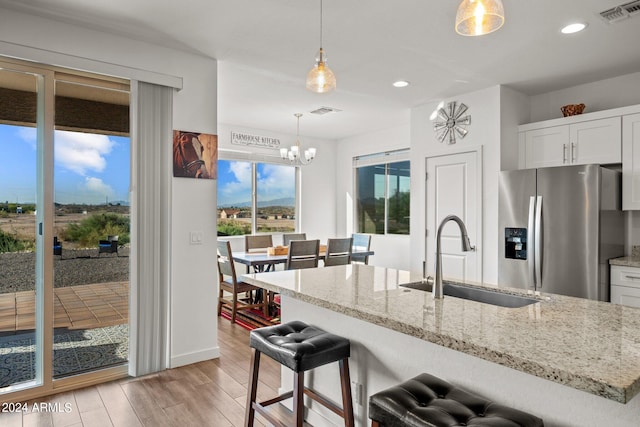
[245,234,274,272]
[286,239,320,270]
[283,232,307,246]
[351,233,371,264]
[324,237,353,267]
[217,240,269,323]
[245,234,273,252]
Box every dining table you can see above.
[232,248,375,271]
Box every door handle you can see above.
[527,196,536,290]
[562,144,567,164]
[534,196,543,289]
[571,142,576,162]
[625,275,640,280]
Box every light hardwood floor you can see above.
[2,319,293,427]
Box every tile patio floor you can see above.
[0,281,128,334]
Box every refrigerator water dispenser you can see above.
[505,228,527,260]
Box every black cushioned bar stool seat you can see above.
[369,373,544,427]
[245,320,354,427]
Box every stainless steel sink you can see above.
[399,281,538,308]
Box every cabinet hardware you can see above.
[562,144,567,163]
[571,142,576,162]
[625,275,640,280]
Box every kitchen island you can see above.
[243,264,640,427]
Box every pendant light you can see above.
[306,0,336,93]
[280,113,317,164]
[455,0,505,36]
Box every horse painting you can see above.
[173,131,210,178]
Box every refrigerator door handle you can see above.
[534,196,543,289]
[527,196,536,289]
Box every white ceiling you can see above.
[1,0,639,140]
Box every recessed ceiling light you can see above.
[393,80,410,88]
[561,22,587,34]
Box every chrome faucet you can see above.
[428,215,475,299]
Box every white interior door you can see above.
[426,150,481,282]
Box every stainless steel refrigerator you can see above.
[498,164,624,301]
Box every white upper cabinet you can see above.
[623,113,640,210]
[519,117,621,169]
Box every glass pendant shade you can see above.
[455,0,505,36]
[306,49,336,93]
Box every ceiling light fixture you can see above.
[306,0,336,93]
[561,23,587,34]
[455,0,505,36]
[280,113,316,164]
[393,80,410,88]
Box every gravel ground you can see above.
[0,248,130,293]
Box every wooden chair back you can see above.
[283,233,307,246]
[351,233,371,264]
[324,237,353,267]
[217,240,238,283]
[245,235,273,253]
[286,239,320,270]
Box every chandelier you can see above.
[306,0,336,93]
[455,0,505,36]
[280,113,316,164]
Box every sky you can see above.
[0,124,130,205]
[217,160,295,207]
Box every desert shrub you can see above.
[61,213,130,247]
[0,230,31,253]
[217,220,251,236]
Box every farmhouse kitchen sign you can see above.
[231,131,281,148]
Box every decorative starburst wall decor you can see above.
[433,101,471,144]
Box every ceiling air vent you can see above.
[600,0,640,23]
[310,106,342,115]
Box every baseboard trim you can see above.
[170,346,220,368]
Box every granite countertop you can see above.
[610,246,640,267]
[243,265,640,404]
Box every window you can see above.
[217,159,297,235]
[355,151,410,235]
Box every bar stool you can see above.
[369,373,544,427]
[245,320,355,427]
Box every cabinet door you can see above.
[570,117,621,165]
[611,285,640,308]
[623,113,640,210]
[611,266,640,307]
[523,126,569,168]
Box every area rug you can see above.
[0,324,128,389]
[220,305,280,331]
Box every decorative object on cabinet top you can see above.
[561,103,586,117]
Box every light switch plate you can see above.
[190,231,203,245]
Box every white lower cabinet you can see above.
[611,265,640,308]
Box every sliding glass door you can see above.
[0,61,53,392]
[0,59,130,398]
[52,76,130,379]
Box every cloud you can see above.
[84,177,115,198]
[17,127,37,150]
[257,164,295,199]
[55,131,114,175]
[220,161,252,201]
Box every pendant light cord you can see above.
[320,0,323,50]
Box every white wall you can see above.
[529,72,640,123]
[0,8,219,368]
[335,124,412,270]
[216,123,338,249]
[411,86,503,284]
[500,86,531,171]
